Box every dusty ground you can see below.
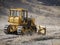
[0,12,60,45]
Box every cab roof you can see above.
[10,8,27,11]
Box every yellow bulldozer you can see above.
[4,8,46,35]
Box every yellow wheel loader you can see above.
[4,8,46,35]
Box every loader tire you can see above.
[17,26,23,35]
[4,25,10,34]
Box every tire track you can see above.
[0,35,19,41]
[0,35,19,45]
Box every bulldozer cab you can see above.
[9,8,28,18]
[8,8,28,25]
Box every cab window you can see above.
[10,10,20,16]
[22,10,27,18]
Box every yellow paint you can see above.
[8,8,28,32]
[7,8,46,35]
[40,29,45,34]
